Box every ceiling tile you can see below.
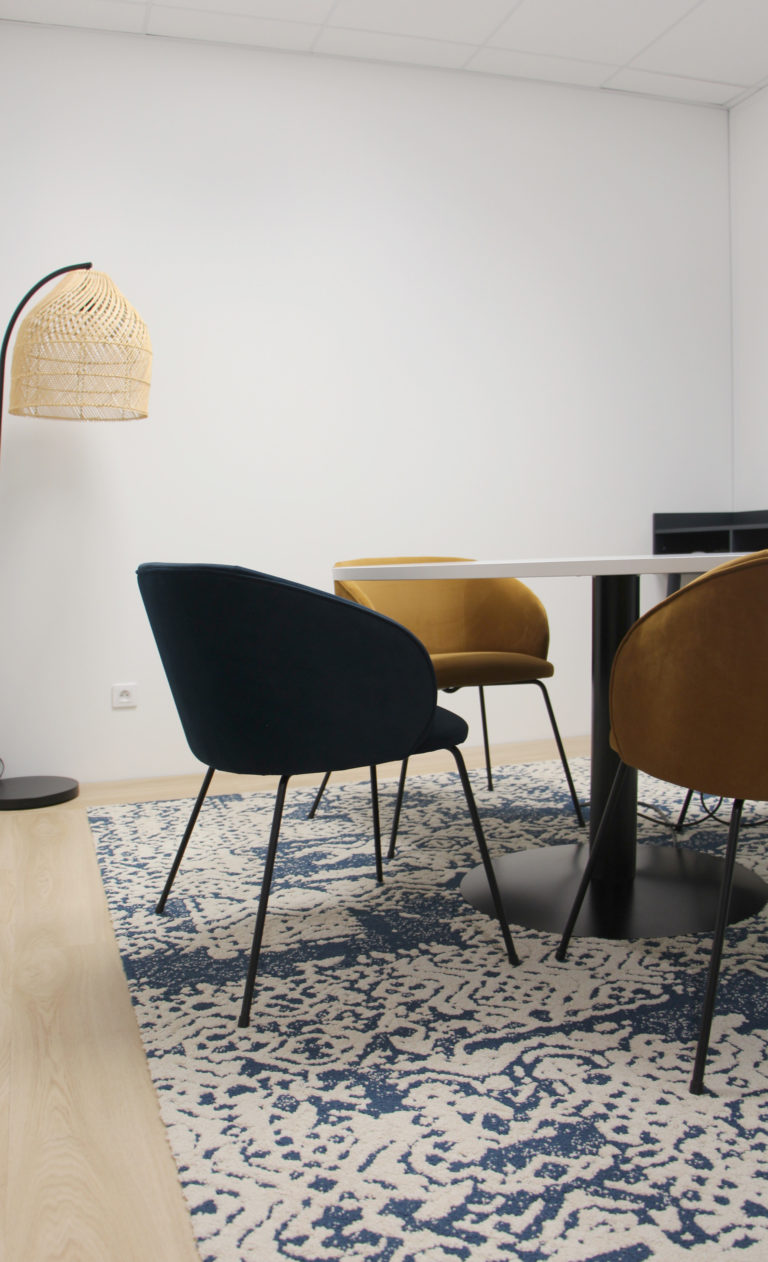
[633,0,768,86]
[607,66,747,106]
[1,0,766,109]
[155,0,333,19]
[327,0,517,46]
[469,46,614,88]
[0,0,146,31]
[314,26,474,70]
[489,0,700,65]
[147,5,318,50]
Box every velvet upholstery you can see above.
[137,562,517,1027]
[138,562,446,776]
[609,549,768,802]
[334,556,554,684]
[328,555,582,826]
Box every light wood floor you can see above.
[1,737,588,1262]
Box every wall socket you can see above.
[112,683,138,709]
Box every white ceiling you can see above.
[2,0,768,108]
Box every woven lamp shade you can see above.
[9,269,152,419]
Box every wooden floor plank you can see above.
[2,800,200,1261]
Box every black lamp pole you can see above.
[0,262,92,810]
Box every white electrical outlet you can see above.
[112,683,138,709]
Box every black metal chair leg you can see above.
[387,758,409,859]
[370,765,383,883]
[239,774,290,1028]
[156,765,215,914]
[308,770,331,819]
[478,686,494,790]
[675,788,695,833]
[534,681,585,827]
[449,745,520,967]
[555,761,630,960]
[690,798,744,1094]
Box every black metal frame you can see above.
[555,759,748,1094]
[156,747,519,1028]
[386,680,584,857]
[689,798,744,1093]
[309,678,585,849]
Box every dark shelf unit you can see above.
[653,510,768,593]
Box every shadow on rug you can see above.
[89,759,768,1262]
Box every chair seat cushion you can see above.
[412,704,468,754]
[431,651,554,689]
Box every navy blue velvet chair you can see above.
[137,562,518,1027]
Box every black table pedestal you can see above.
[460,570,768,940]
[589,575,638,876]
[460,841,768,939]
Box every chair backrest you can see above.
[334,556,550,659]
[610,550,768,802]
[138,563,437,776]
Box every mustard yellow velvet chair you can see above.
[556,549,768,1094]
[311,555,583,848]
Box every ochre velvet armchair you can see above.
[557,549,768,1093]
[311,555,583,852]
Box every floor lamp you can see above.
[0,262,152,810]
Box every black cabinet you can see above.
[653,510,768,556]
[653,510,768,593]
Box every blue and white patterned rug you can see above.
[89,759,768,1262]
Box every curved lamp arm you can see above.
[0,261,92,452]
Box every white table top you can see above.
[333,553,742,582]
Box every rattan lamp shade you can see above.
[9,269,152,420]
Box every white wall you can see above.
[0,22,733,783]
[730,84,768,507]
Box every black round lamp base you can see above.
[0,775,79,811]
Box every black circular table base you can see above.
[0,775,79,811]
[460,842,768,939]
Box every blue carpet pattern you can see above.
[89,760,768,1261]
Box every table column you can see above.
[589,574,638,883]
